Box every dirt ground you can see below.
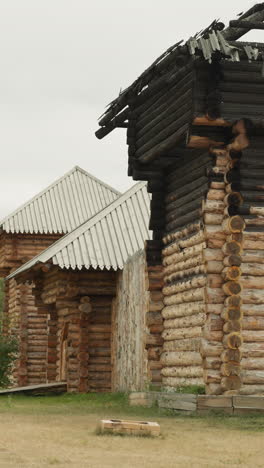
[0,394,263,468]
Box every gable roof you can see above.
[7,182,151,278]
[0,166,120,235]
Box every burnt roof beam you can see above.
[223,4,264,40]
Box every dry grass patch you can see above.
[0,393,263,467]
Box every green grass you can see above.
[0,392,264,432]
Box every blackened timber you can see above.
[165,176,208,203]
[223,5,264,41]
[138,122,189,163]
[240,191,264,202]
[166,209,202,233]
[166,198,202,222]
[135,105,192,158]
[227,181,264,192]
[136,99,192,152]
[166,154,212,180]
[135,75,193,135]
[166,185,208,212]
[166,166,207,191]
[229,20,264,30]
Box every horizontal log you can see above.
[162,222,201,245]
[163,289,205,307]
[163,312,205,330]
[203,356,221,369]
[162,376,204,387]
[203,213,223,225]
[242,304,264,316]
[242,330,264,342]
[163,231,205,257]
[162,326,202,341]
[161,351,202,367]
[163,275,207,296]
[239,384,264,395]
[206,260,223,274]
[241,358,264,370]
[163,242,206,266]
[242,342,264,358]
[164,265,206,284]
[242,370,264,384]
[163,337,201,352]
[200,340,223,357]
[161,366,203,378]
[242,289,264,304]
[162,302,205,319]
[163,254,204,278]
[166,208,203,232]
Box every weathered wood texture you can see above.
[113,251,150,391]
[161,153,217,390]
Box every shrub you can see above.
[0,336,18,388]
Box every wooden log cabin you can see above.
[7,182,165,393]
[1,166,120,386]
[96,4,264,395]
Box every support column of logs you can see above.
[221,151,245,394]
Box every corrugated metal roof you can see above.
[0,166,120,235]
[7,182,151,278]
[187,30,241,63]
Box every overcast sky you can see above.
[0,1,262,218]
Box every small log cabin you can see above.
[7,182,164,392]
[96,5,264,395]
[1,166,120,386]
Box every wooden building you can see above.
[96,5,264,395]
[7,182,164,393]
[1,166,120,386]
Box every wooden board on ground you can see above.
[0,382,67,396]
[99,419,160,437]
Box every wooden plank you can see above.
[158,393,197,411]
[197,395,232,409]
[233,395,264,409]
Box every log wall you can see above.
[161,152,215,390]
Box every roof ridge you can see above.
[0,166,120,228]
[6,181,147,279]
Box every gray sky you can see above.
[0,0,262,218]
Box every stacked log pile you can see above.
[161,153,215,390]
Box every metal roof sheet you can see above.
[0,166,120,235]
[7,182,151,278]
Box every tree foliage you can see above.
[0,335,18,388]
